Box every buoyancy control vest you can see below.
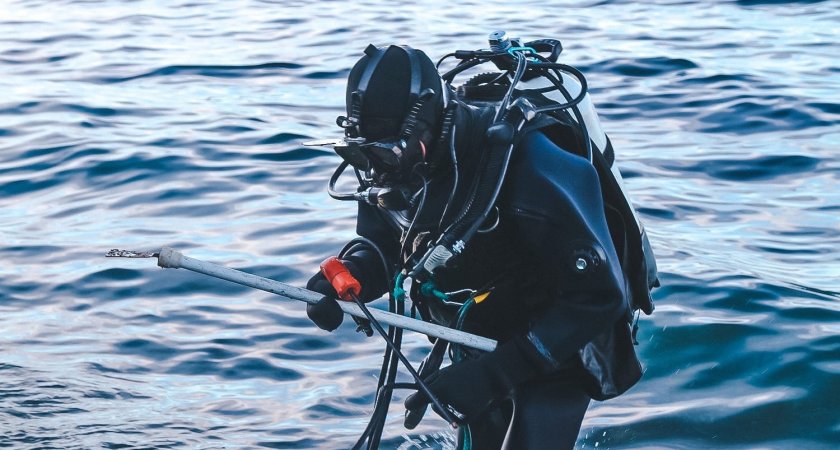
[508,73,660,316]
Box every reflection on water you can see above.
[1,0,838,448]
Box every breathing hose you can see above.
[328,161,357,201]
[337,238,403,450]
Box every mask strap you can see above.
[399,45,422,106]
[356,44,387,96]
[341,44,388,138]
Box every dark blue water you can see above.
[2,1,838,448]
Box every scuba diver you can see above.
[303,31,659,450]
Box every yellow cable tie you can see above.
[473,291,491,304]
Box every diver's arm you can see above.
[345,201,401,301]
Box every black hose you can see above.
[339,237,457,449]
[398,171,430,269]
[328,161,357,201]
[348,291,457,428]
[438,56,527,248]
[339,239,397,450]
[366,309,402,450]
[437,124,459,233]
[441,57,488,83]
[494,53,527,122]
[430,50,592,268]
[529,60,589,114]
[538,65,593,162]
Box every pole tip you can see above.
[105,249,160,258]
[157,247,182,269]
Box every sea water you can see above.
[1,1,838,448]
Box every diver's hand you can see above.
[305,259,372,332]
[404,336,545,424]
[305,271,345,332]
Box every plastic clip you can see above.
[320,256,361,301]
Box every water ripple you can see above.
[1,0,838,448]
[89,62,306,84]
[661,154,821,181]
[586,56,699,77]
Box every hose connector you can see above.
[410,244,457,282]
[488,30,512,52]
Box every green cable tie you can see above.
[392,273,406,301]
[420,281,449,302]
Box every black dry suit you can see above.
[328,44,659,450]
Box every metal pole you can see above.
[152,247,497,352]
